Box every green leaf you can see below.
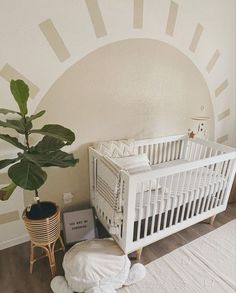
[43,150,78,168]
[8,161,47,190]
[22,150,78,168]
[0,108,21,116]
[10,80,29,115]
[0,118,32,134]
[0,134,27,150]
[0,119,24,133]
[31,124,75,145]
[0,182,17,201]
[28,110,46,122]
[0,157,20,170]
[33,136,66,152]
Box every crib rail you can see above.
[135,134,186,165]
[121,151,236,253]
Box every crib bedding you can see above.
[134,168,226,220]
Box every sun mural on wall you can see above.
[0,0,231,145]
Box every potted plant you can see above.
[0,79,78,274]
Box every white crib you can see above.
[89,135,236,255]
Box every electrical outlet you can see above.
[63,192,74,204]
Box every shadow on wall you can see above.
[27,38,214,209]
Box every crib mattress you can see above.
[135,167,226,220]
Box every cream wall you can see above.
[0,0,235,248]
[28,38,214,209]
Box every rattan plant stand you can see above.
[22,205,65,277]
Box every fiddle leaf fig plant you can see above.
[0,79,78,203]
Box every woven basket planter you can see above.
[22,202,65,276]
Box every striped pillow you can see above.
[93,139,136,158]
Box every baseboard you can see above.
[0,233,30,250]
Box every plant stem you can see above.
[23,116,41,206]
[23,116,30,152]
[35,189,41,206]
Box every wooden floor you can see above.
[0,203,235,293]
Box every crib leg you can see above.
[209,215,216,225]
[136,248,143,260]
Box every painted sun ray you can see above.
[206,50,220,73]
[215,79,228,97]
[39,19,70,62]
[85,0,107,38]
[166,1,179,36]
[217,109,230,122]
[217,134,228,144]
[0,63,39,99]
[189,23,204,52]
[133,0,144,29]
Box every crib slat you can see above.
[180,169,194,222]
[180,170,193,223]
[157,176,167,232]
[189,142,195,161]
[149,144,154,165]
[137,183,145,241]
[180,139,187,159]
[158,143,163,163]
[171,141,175,161]
[169,172,181,225]
[197,144,203,160]
[139,146,144,155]
[220,160,232,205]
[204,163,218,212]
[175,171,187,225]
[144,180,152,237]
[187,141,192,160]
[163,174,174,229]
[190,165,206,218]
[203,149,218,211]
[195,164,210,216]
[186,167,200,219]
[163,142,167,162]
[209,160,224,210]
[215,160,229,207]
[153,144,158,165]
[167,142,171,162]
[151,178,160,234]
[200,163,214,214]
[175,140,179,159]
[144,145,149,157]
[212,163,226,208]
[203,145,208,159]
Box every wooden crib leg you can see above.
[209,215,216,225]
[136,248,143,260]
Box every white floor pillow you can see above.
[51,239,145,293]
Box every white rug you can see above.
[119,220,236,293]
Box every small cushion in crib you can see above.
[93,139,136,158]
[112,154,151,174]
[112,154,161,192]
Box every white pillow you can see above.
[112,154,151,174]
[112,154,160,192]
